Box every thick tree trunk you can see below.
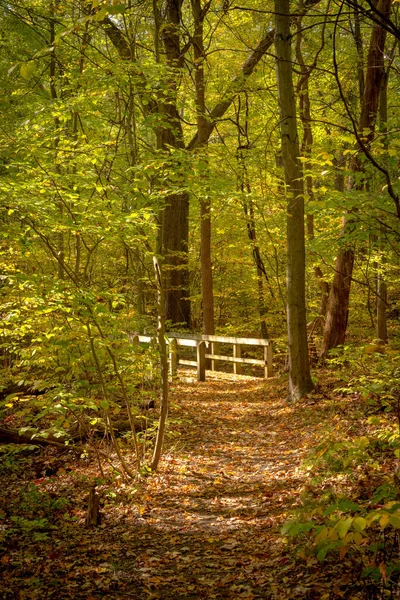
[158,0,191,327]
[103,5,191,328]
[322,245,354,349]
[321,0,390,356]
[102,1,321,329]
[160,191,191,327]
[191,0,215,335]
[275,0,314,401]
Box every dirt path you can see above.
[1,371,336,600]
[108,372,328,599]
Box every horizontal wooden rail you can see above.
[130,332,273,382]
[205,354,266,366]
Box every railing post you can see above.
[197,341,206,382]
[210,341,219,372]
[264,344,273,378]
[233,343,242,375]
[169,338,178,377]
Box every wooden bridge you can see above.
[131,333,273,382]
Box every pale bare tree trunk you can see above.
[275,0,314,401]
[151,257,169,472]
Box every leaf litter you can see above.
[0,369,384,598]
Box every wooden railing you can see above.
[132,333,273,382]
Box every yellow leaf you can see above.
[20,62,37,79]
[342,532,353,545]
[353,532,363,545]
[353,517,367,532]
[379,512,390,529]
[335,517,353,539]
[315,526,328,543]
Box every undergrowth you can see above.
[281,343,400,599]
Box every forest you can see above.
[0,0,400,598]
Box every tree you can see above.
[321,0,392,356]
[274,0,314,401]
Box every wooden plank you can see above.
[233,344,241,375]
[138,335,153,343]
[169,338,178,377]
[174,338,197,347]
[197,341,206,382]
[179,359,198,367]
[264,345,273,378]
[210,341,219,372]
[205,354,265,366]
[200,334,270,346]
[137,332,273,380]
[167,333,269,346]
[168,332,201,341]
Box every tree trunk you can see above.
[103,5,191,328]
[102,1,322,329]
[275,0,314,401]
[295,18,329,318]
[151,257,169,471]
[322,245,354,349]
[235,94,270,339]
[191,0,214,336]
[377,57,390,343]
[158,0,191,327]
[321,0,391,356]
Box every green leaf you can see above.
[335,517,353,539]
[94,7,108,20]
[389,514,400,528]
[20,62,37,80]
[352,517,367,532]
[107,4,126,14]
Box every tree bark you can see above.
[295,18,329,318]
[191,0,215,336]
[157,0,191,327]
[321,0,391,356]
[102,4,190,327]
[275,0,314,401]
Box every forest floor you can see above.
[0,369,393,599]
